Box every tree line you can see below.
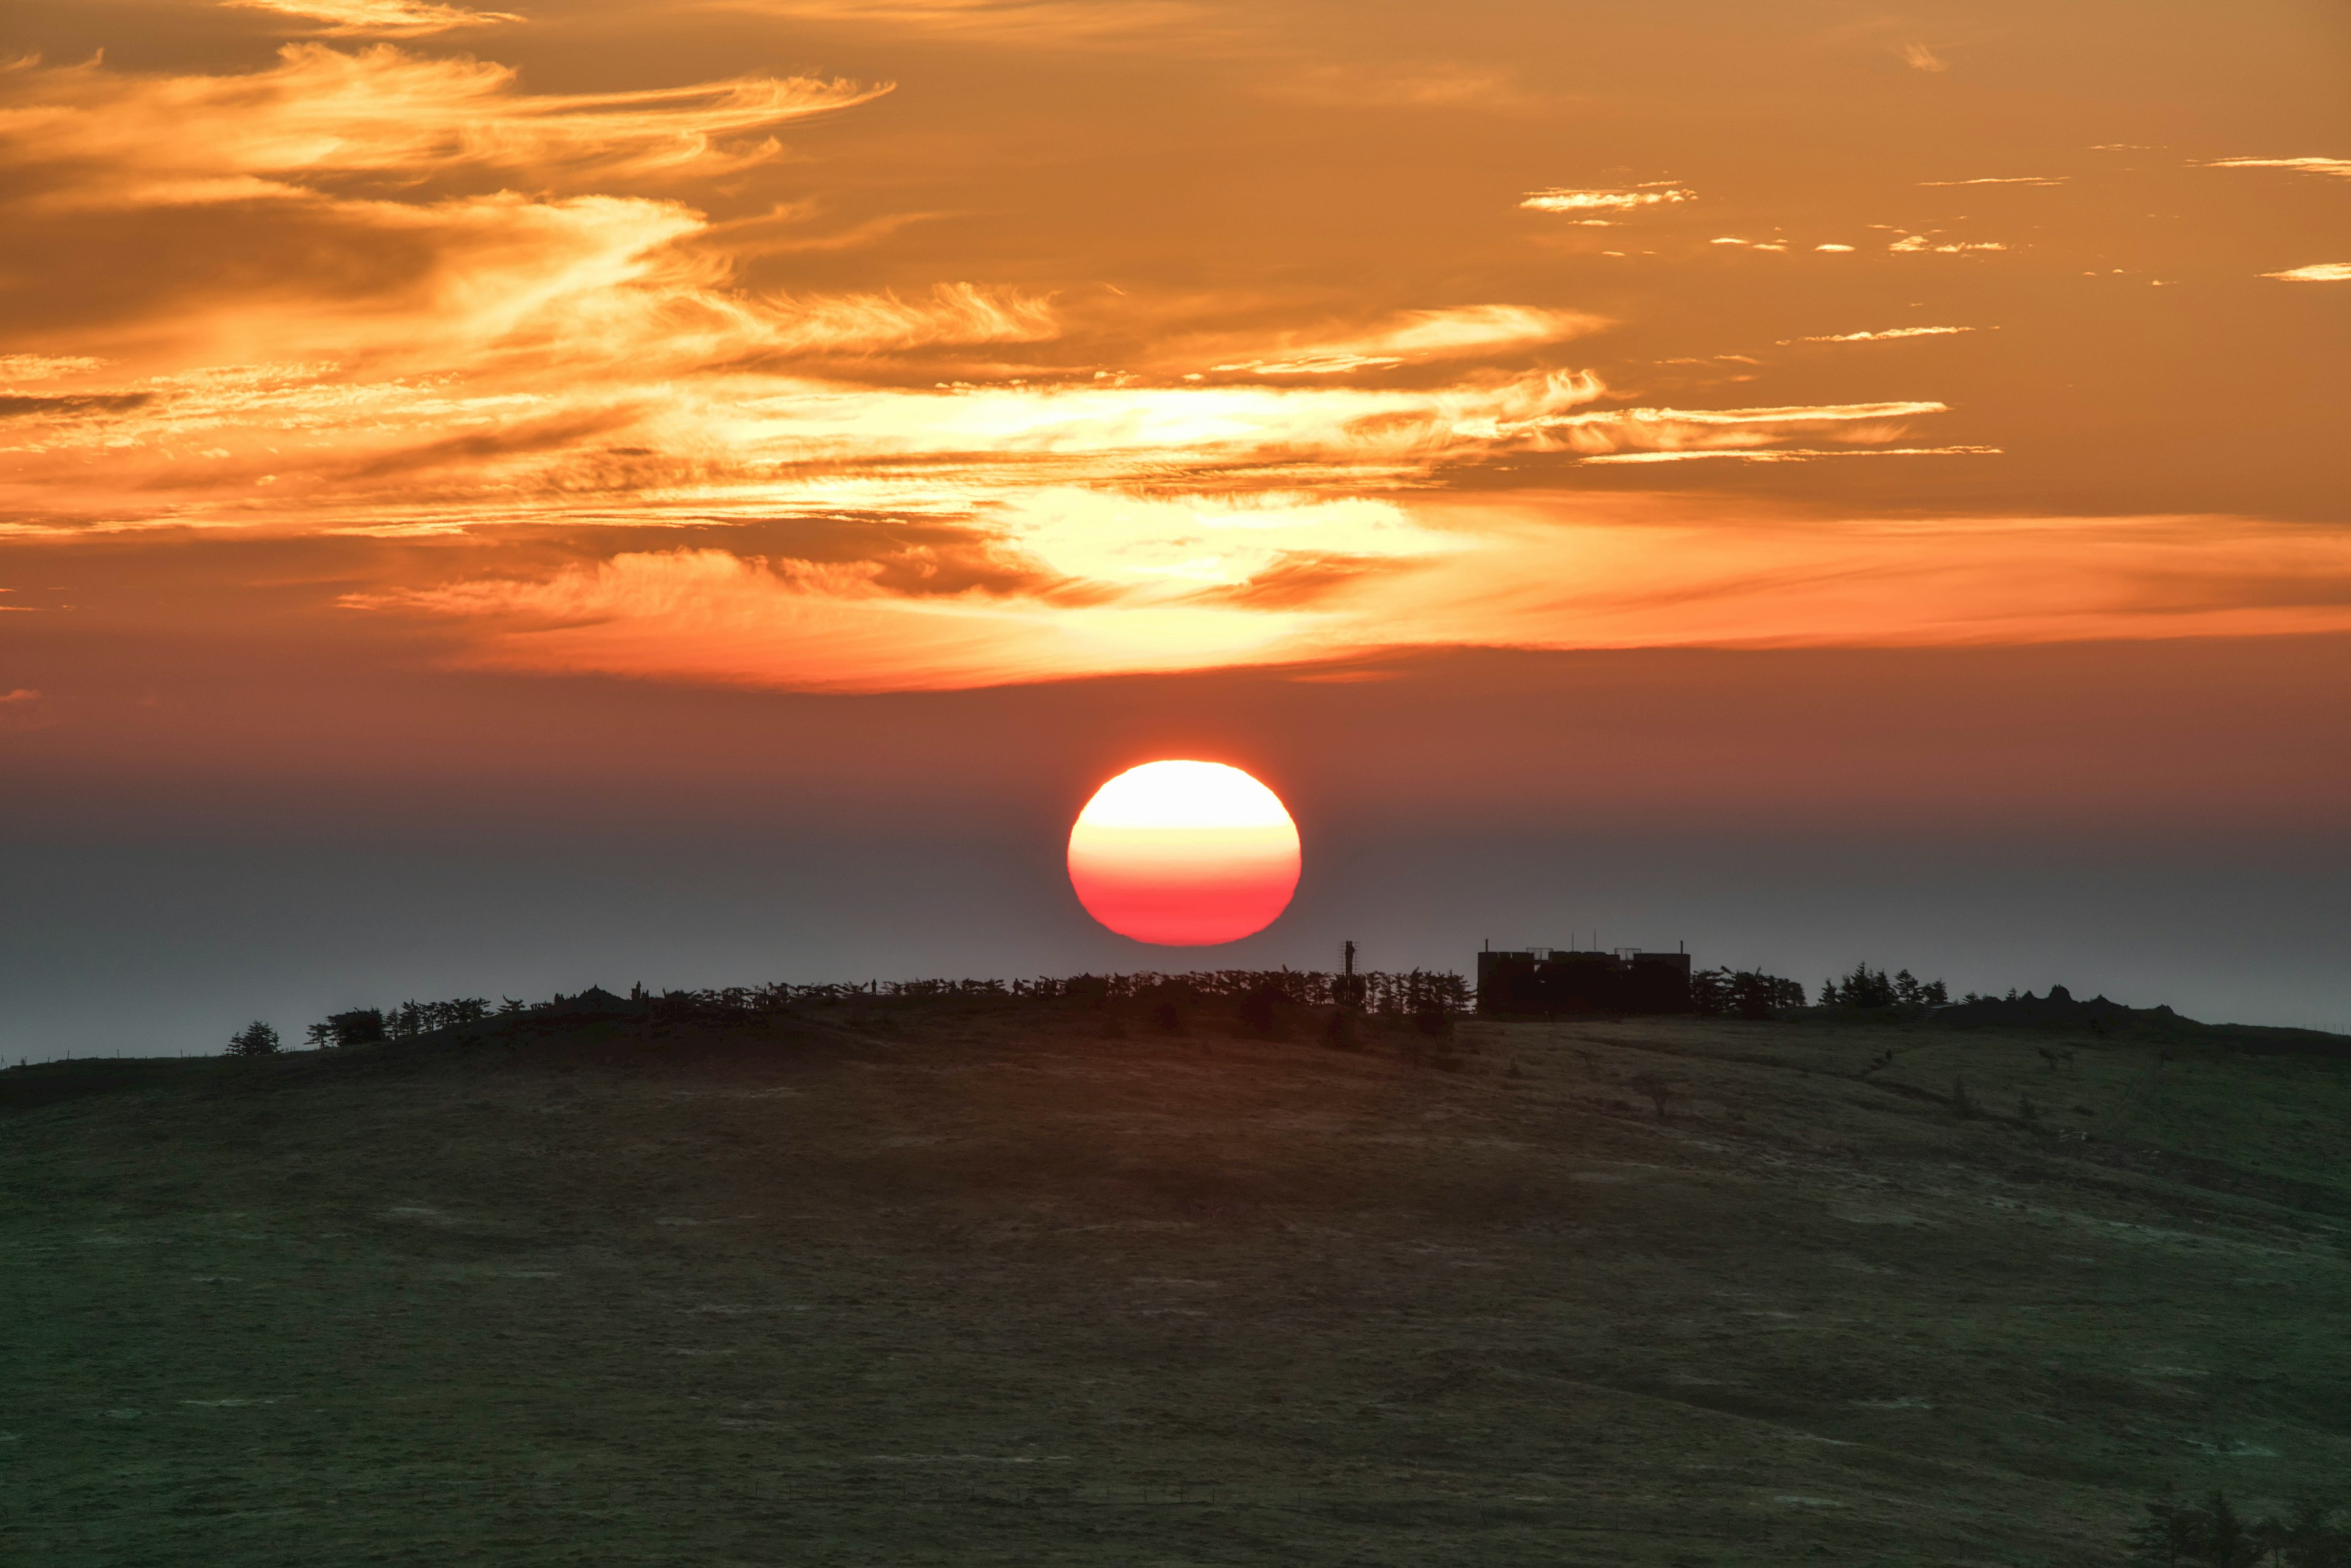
[231,969,1477,1054]
[1818,962,1950,1008]
[228,960,2041,1056]
[1690,969,1809,1019]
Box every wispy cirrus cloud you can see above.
[335,501,2351,692]
[1582,445,1997,464]
[221,0,523,36]
[1782,326,1974,343]
[1209,304,1608,375]
[2261,263,2351,282]
[1523,399,1954,459]
[2197,156,2350,179]
[1264,62,1529,111]
[1520,186,1694,216]
[706,0,1211,45]
[0,44,887,209]
[1889,233,2005,253]
[11,20,2318,704]
[1918,175,2065,186]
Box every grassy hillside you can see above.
[4,997,2347,1566]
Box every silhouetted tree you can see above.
[326,1008,384,1048]
[1829,964,1948,1009]
[227,1021,280,1057]
[1692,969,1805,1019]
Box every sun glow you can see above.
[1067,761,1301,947]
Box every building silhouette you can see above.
[1475,946,1693,1015]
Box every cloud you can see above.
[0,45,888,209]
[2199,156,2351,179]
[1918,176,2066,186]
[1815,243,1854,252]
[23,30,2232,700]
[0,687,42,702]
[707,0,1209,45]
[1210,304,1608,375]
[1581,446,1997,464]
[1521,187,1694,214]
[220,0,523,36]
[1265,62,1529,110]
[2261,263,2351,282]
[0,355,112,381]
[1783,326,1973,343]
[335,500,2351,691]
[1502,399,1956,460]
[1899,43,1947,72]
[1889,234,2005,253]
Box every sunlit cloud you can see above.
[1520,399,1953,457]
[7,16,2331,710]
[2261,263,2351,282]
[708,0,1210,45]
[1783,326,1974,343]
[1581,446,1998,463]
[1889,234,2005,253]
[2198,156,2351,179]
[1210,304,1607,375]
[337,499,2351,692]
[1521,187,1694,214]
[0,45,887,209]
[221,0,523,36]
[0,354,113,382]
[1918,175,2066,186]
[1265,62,1529,110]
[1899,43,1948,72]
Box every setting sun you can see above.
[1067,762,1302,946]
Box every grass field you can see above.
[4,997,2347,1566]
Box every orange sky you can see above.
[1,1,2347,1048]
[2,0,2345,696]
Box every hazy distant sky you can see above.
[2,1,2345,1054]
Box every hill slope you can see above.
[4,999,2347,1566]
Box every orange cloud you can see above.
[709,0,1210,46]
[0,45,885,209]
[340,498,2351,692]
[220,0,524,36]
[1265,62,1531,111]
[1521,187,1695,214]
[1785,326,1974,343]
[2199,156,2351,179]
[1210,304,1608,375]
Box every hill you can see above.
[4,992,2347,1566]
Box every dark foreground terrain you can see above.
[4,996,2348,1566]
